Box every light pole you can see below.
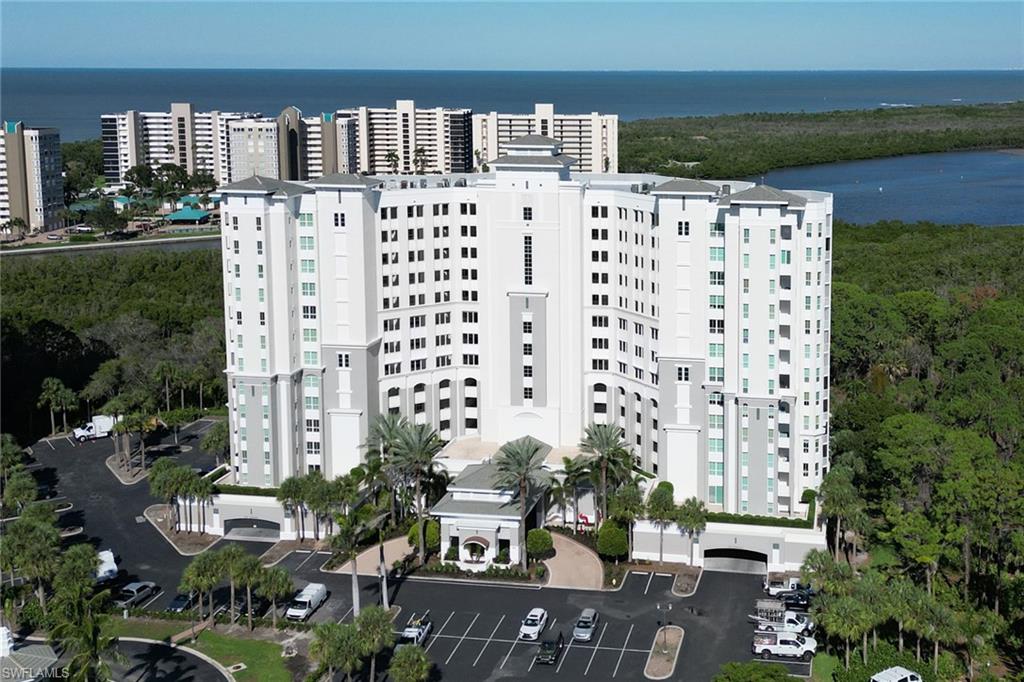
[656,603,672,654]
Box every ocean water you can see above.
[758,150,1024,226]
[2,68,1022,141]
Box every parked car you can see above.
[166,592,198,613]
[94,549,118,584]
[114,582,159,609]
[396,611,433,648]
[285,583,327,621]
[231,594,269,621]
[752,631,816,661]
[535,631,565,665]
[519,608,548,640]
[779,590,812,611]
[573,608,600,642]
[871,667,922,682]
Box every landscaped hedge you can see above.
[417,561,535,582]
[707,497,816,529]
[211,483,279,497]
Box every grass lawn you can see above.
[812,652,840,681]
[191,631,290,682]
[104,617,182,642]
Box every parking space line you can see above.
[296,551,318,570]
[656,572,673,577]
[425,611,455,652]
[46,440,55,451]
[529,653,537,671]
[140,590,164,610]
[500,633,520,669]
[337,606,353,623]
[65,436,75,447]
[445,613,480,664]
[584,622,608,675]
[612,624,634,678]
[555,635,575,673]
[549,617,557,631]
[473,615,504,666]
[644,572,655,594]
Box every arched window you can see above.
[594,383,607,393]
[387,387,400,415]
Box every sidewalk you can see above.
[545,532,604,590]
[331,536,414,575]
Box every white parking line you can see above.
[445,613,480,664]
[426,611,455,652]
[612,624,634,677]
[46,440,55,451]
[500,633,521,669]
[584,622,608,675]
[296,551,318,570]
[337,606,353,623]
[140,590,164,610]
[656,572,673,577]
[65,436,75,447]
[473,615,505,666]
[555,635,575,673]
[644,572,655,594]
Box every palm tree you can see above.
[310,622,344,678]
[646,483,676,563]
[492,436,550,571]
[385,150,400,174]
[389,644,432,682]
[412,146,426,174]
[888,576,919,654]
[854,570,888,656]
[676,496,708,566]
[152,361,179,413]
[799,548,855,596]
[3,466,37,513]
[608,483,643,558]
[356,605,395,682]
[578,423,630,524]
[7,509,60,615]
[181,551,221,633]
[192,475,215,535]
[38,376,68,435]
[364,412,409,523]
[234,554,264,631]
[817,593,870,670]
[562,456,591,533]
[818,465,861,561]
[547,475,571,526]
[277,476,307,542]
[392,423,443,566]
[49,591,124,682]
[330,505,388,618]
[256,566,293,629]
[218,544,247,623]
[303,471,331,541]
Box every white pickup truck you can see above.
[749,599,815,635]
[752,631,817,661]
[73,415,119,442]
[396,611,433,648]
[763,576,806,596]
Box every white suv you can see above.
[519,608,548,640]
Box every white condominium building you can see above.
[336,100,474,175]
[1,121,63,232]
[473,103,618,173]
[101,103,263,186]
[218,136,833,522]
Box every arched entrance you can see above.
[702,547,768,575]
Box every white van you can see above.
[73,415,119,442]
[752,631,816,661]
[95,549,118,583]
[285,583,327,621]
[871,667,922,682]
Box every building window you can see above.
[677,366,690,382]
[523,207,533,221]
[302,305,317,319]
[677,221,689,237]
[523,235,533,285]
[334,212,345,228]
[337,353,350,368]
[524,387,533,400]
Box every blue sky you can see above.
[2,1,1021,71]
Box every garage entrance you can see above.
[703,547,768,575]
[224,517,281,542]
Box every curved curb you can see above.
[643,625,685,680]
[118,636,235,682]
[670,568,704,598]
[105,455,147,486]
[144,504,222,557]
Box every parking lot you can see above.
[23,424,816,680]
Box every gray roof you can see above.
[430,492,525,519]
[721,184,807,207]
[507,134,563,147]
[652,178,719,195]
[489,154,576,168]
[431,454,553,519]
[217,175,311,198]
[1,643,59,680]
[310,173,380,188]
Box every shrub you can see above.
[444,546,458,561]
[406,519,440,552]
[495,548,511,564]
[535,565,546,579]
[526,528,554,560]
[211,483,279,497]
[596,521,629,560]
[68,234,98,243]
[832,642,942,682]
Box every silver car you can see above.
[573,608,599,641]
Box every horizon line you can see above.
[3,66,1023,73]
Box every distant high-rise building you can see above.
[101,103,263,186]
[0,121,63,233]
[473,103,618,173]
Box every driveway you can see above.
[545,532,603,590]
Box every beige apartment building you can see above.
[0,121,63,233]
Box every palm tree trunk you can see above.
[36,581,48,615]
[180,388,185,410]
[933,641,939,674]
[834,518,842,561]
[690,533,696,566]
[600,461,608,523]
[379,531,390,610]
[898,622,904,652]
[49,409,56,436]
[572,489,580,534]
[916,636,921,662]
[844,638,850,670]
[165,379,170,412]
[415,474,426,565]
[61,408,68,433]
[351,557,361,617]
[246,585,253,630]
[229,581,236,623]
[862,631,868,664]
[271,598,277,629]
[199,382,205,411]
[370,655,377,682]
